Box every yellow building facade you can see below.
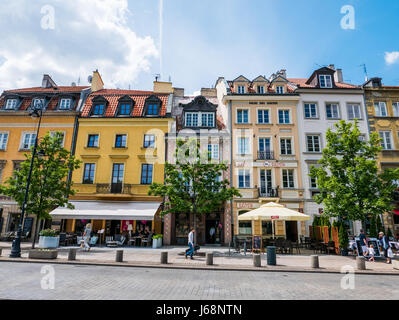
[364,78,399,237]
[0,74,89,237]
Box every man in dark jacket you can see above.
[379,232,392,264]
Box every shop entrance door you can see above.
[285,221,298,242]
[205,212,221,244]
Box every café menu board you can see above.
[253,235,262,250]
[23,217,33,235]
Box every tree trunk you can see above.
[32,217,40,249]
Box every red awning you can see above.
[393,210,399,216]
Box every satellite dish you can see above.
[88,75,93,84]
[71,82,76,87]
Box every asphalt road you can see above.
[0,262,398,300]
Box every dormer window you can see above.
[93,104,104,115]
[319,75,332,88]
[33,98,45,109]
[185,112,215,127]
[237,86,245,94]
[147,104,159,115]
[276,86,284,94]
[119,104,131,116]
[144,95,162,116]
[5,98,18,110]
[116,96,134,116]
[59,98,72,110]
[257,86,264,94]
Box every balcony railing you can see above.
[258,187,278,198]
[257,151,274,160]
[96,183,133,195]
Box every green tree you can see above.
[310,120,399,226]
[376,215,383,234]
[369,215,377,238]
[0,132,81,248]
[148,138,241,241]
[338,221,349,250]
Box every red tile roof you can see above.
[0,86,86,111]
[288,78,358,89]
[81,89,170,117]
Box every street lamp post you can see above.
[9,104,44,258]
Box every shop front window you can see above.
[175,213,189,244]
[262,221,273,235]
[7,213,21,232]
[238,210,251,235]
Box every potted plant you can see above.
[152,234,163,248]
[338,223,349,256]
[29,248,58,259]
[38,229,60,249]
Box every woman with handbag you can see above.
[379,232,392,263]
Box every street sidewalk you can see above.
[0,242,398,275]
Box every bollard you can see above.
[206,252,213,265]
[68,248,77,261]
[267,246,276,266]
[310,255,319,268]
[0,248,2,257]
[161,251,168,264]
[116,250,124,263]
[253,254,261,267]
[356,256,366,270]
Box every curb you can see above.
[0,257,398,276]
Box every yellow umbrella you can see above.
[238,202,310,221]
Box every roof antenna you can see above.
[359,63,368,82]
[154,74,161,82]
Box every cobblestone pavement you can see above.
[0,243,398,272]
[0,262,398,300]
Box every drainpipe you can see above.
[67,115,79,188]
[228,99,234,246]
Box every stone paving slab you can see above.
[0,243,398,275]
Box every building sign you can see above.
[271,216,280,220]
[236,161,296,168]
[236,202,260,209]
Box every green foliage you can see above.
[387,227,393,238]
[376,215,383,234]
[39,229,58,237]
[310,120,399,223]
[338,222,349,249]
[149,138,241,219]
[152,234,163,239]
[369,215,377,238]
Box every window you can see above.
[208,144,219,160]
[59,98,72,110]
[276,86,284,94]
[5,99,17,110]
[0,133,8,150]
[201,112,215,127]
[83,163,95,184]
[280,138,292,155]
[115,134,127,148]
[87,134,99,147]
[238,137,250,155]
[49,131,65,147]
[185,113,198,127]
[112,163,124,192]
[259,138,271,152]
[257,109,269,124]
[347,104,361,119]
[375,102,388,117]
[309,168,317,189]
[306,135,321,152]
[237,85,245,94]
[282,169,295,188]
[393,103,399,117]
[326,104,340,119]
[304,103,317,119]
[21,133,36,150]
[319,75,332,88]
[278,110,290,124]
[237,109,249,123]
[238,169,250,188]
[118,104,131,116]
[379,131,393,150]
[141,164,153,184]
[92,104,104,115]
[33,98,45,109]
[144,135,155,148]
[147,104,159,115]
[262,221,273,235]
[257,86,264,94]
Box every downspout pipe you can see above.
[228,99,234,246]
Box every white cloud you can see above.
[0,0,159,91]
[188,90,201,97]
[385,51,399,65]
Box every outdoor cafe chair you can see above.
[326,241,336,255]
[141,233,153,247]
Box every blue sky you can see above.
[0,0,398,94]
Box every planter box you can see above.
[38,236,59,249]
[152,238,163,248]
[29,249,58,260]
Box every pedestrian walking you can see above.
[82,223,92,252]
[379,231,392,264]
[368,244,375,262]
[359,229,368,258]
[185,228,195,260]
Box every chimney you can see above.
[91,70,104,92]
[42,74,57,88]
[279,69,287,78]
[328,64,335,70]
[335,68,343,83]
[200,88,217,97]
[153,81,173,94]
[173,88,185,97]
